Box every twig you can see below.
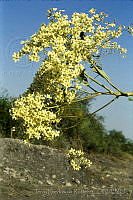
[84,73,114,93]
[91,96,119,115]
[61,97,118,130]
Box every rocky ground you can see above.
[0,138,133,200]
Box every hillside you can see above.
[0,138,133,200]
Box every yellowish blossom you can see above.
[89,8,96,14]
[67,148,92,170]
[10,8,131,143]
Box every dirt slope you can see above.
[0,138,133,200]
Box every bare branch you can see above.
[91,96,119,115]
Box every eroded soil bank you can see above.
[0,138,133,200]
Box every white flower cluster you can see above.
[10,8,130,141]
[67,148,92,170]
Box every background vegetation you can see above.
[0,87,133,157]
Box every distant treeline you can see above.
[0,89,133,157]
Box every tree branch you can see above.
[84,73,114,93]
[91,96,119,115]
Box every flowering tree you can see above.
[9,8,133,169]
